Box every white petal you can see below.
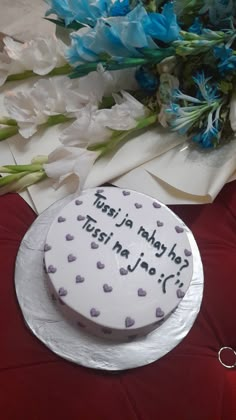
[0,51,24,86]
[3,36,66,76]
[60,105,111,147]
[0,53,11,86]
[43,146,99,192]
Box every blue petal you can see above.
[143,3,180,44]
[45,0,74,24]
[66,5,159,65]
[109,0,131,17]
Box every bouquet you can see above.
[0,0,236,196]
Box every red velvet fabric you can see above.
[1,184,236,420]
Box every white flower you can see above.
[43,146,99,192]
[96,66,138,96]
[4,67,139,140]
[60,104,111,147]
[60,91,149,147]
[0,51,24,86]
[65,67,138,110]
[4,77,80,138]
[3,36,66,77]
[229,90,236,132]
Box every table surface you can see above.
[0,183,236,420]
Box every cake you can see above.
[44,187,193,340]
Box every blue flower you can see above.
[135,67,159,92]
[214,46,236,75]
[143,3,180,43]
[188,18,203,35]
[192,72,219,103]
[192,112,221,148]
[66,5,158,65]
[45,0,132,27]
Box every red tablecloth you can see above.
[1,183,236,420]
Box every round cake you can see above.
[44,187,193,340]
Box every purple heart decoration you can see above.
[76,275,85,283]
[58,216,66,223]
[90,308,100,317]
[156,221,164,227]
[175,226,184,233]
[122,190,130,196]
[77,215,85,221]
[97,261,105,269]
[135,203,142,209]
[184,249,192,257]
[102,327,112,334]
[177,289,185,299]
[153,202,161,209]
[75,199,83,206]
[120,267,128,276]
[138,288,147,297]
[68,254,76,263]
[125,317,135,328]
[44,243,51,252]
[66,234,74,241]
[156,307,165,318]
[91,242,99,249]
[103,283,113,293]
[47,265,57,274]
[97,189,104,193]
[58,287,67,297]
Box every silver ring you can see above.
[218,347,236,369]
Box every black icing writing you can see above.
[115,214,133,229]
[157,273,184,294]
[93,192,121,218]
[112,240,130,259]
[162,274,175,294]
[137,226,167,258]
[168,244,189,271]
[82,215,113,244]
[127,252,156,275]
[93,192,134,230]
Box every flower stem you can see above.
[0,117,17,126]
[0,163,44,173]
[6,64,72,83]
[0,125,18,141]
[0,171,28,187]
[89,114,157,156]
[40,114,75,129]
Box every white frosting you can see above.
[44,187,193,340]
